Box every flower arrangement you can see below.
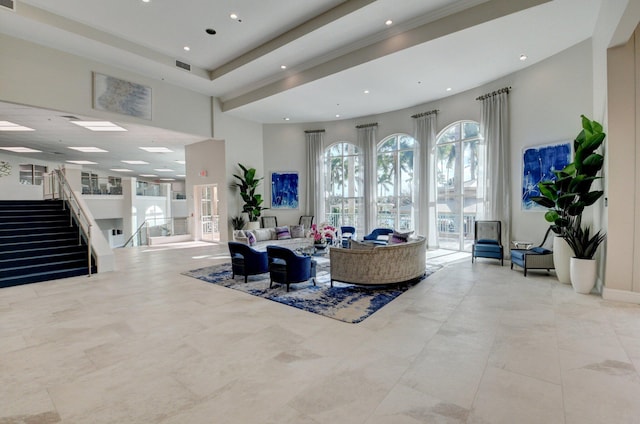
[311,222,336,245]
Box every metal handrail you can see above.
[47,169,94,276]
[122,220,148,248]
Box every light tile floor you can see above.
[1,242,639,423]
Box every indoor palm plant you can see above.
[531,115,606,290]
[232,163,268,227]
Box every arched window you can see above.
[435,120,481,251]
[376,134,416,231]
[324,142,363,232]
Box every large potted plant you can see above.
[232,163,267,230]
[531,115,606,286]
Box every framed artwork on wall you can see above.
[521,141,572,211]
[93,72,152,120]
[271,172,299,209]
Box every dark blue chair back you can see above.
[266,245,312,289]
[228,242,269,282]
[363,228,393,241]
[340,226,356,248]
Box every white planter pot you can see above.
[245,221,260,231]
[570,257,598,294]
[553,236,572,284]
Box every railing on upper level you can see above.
[44,169,94,276]
[121,217,189,247]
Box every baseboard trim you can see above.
[602,288,640,304]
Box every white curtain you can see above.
[479,90,510,249]
[305,131,325,222]
[356,124,378,233]
[413,112,438,248]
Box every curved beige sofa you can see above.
[329,236,426,285]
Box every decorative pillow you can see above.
[233,230,249,244]
[389,230,414,244]
[290,224,305,238]
[275,226,292,240]
[244,230,257,246]
[253,228,272,242]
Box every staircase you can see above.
[0,200,96,288]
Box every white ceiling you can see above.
[0,0,603,179]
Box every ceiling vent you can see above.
[176,60,191,72]
[0,0,15,11]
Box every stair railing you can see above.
[47,169,94,276]
[122,220,149,247]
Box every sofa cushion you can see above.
[290,224,305,238]
[244,230,256,246]
[276,226,292,240]
[477,238,499,245]
[350,240,376,250]
[530,247,552,254]
[390,230,413,244]
[254,228,273,242]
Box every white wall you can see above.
[212,98,264,237]
[262,40,593,244]
[0,152,62,200]
[0,33,212,138]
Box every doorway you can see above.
[195,184,219,242]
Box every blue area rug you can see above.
[182,261,440,323]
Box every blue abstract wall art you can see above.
[522,141,572,211]
[271,172,299,209]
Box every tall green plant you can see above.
[530,115,605,236]
[232,163,267,222]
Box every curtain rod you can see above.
[476,86,511,101]
[355,123,378,129]
[304,129,325,134]
[411,109,439,119]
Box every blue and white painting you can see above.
[271,172,299,209]
[522,141,572,210]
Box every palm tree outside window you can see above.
[324,142,363,233]
[376,134,416,231]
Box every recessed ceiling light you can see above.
[110,168,134,172]
[160,178,176,181]
[0,147,42,153]
[175,160,186,164]
[230,13,238,20]
[385,19,393,26]
[280,65,287,70]
[142,0,150,3]
[154,168,174,172]
[139,174,158,177]
[446,87,452,92]
[520,54,528,61]
[139,147,173,153]
[66,160,98,165]
[283,117,290,121]
[183,46,190,51]
[364,90,370,94]
[121,160,149,165]
[68,147,108,153]
[70,121,127,131]
[336,114,340,118]
[0,121,35,131]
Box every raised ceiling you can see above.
[0,0,603,178]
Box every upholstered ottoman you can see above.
[510,247,554,276]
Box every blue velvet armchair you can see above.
[340,226,356,248]
[266,245,315,292]
[363,228,393,245]
[472,220,504,265]
[228,242,269,283]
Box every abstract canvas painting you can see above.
[93,72,152,120]
[522,141,572,210]
[271,172,299,209]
